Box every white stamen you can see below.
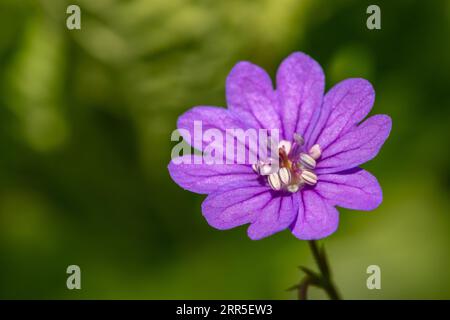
[293,133,305,146]
[299,153,316,169]
[252,158,277,176]
[309,144,322,160]
[259,163,274,175]
[287,184,299,193]
[301,170,318,185]
[290,133,305,159]
[268,173,282,190]
[278,167,291,185]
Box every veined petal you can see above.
[276,52,324,141]
[201,180,269,230]
[316,115,392,174]
[247,193,298,240]
[226,62,282,133]
[168,155,256,194]
[176,106,258,163]
[202,180,297,239]
[177,106,245,143]
[316,168,382,210]
[290,190,339,240]
[309,78,375,150]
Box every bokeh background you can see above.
[0,0,449,299]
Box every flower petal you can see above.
[276,52,324,141]
[201,180,269,230]
[247,192,298,240]
[177,106,244,145]
[290,190,339,240]
[315,168,382,210]
[202,180,297,239]
[176,106,257,163]
[309,78,375,150]
[316,115,392,174]
[226,62,281,133]
[168,155,256,194]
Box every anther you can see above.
[286,184,299,193]
[290,133,305,159]
[268,173,282,191]
[308,144,322,160]
[252,159,277,176]
[293,133,305,146]
[299,153,316,170]
[301,170,318,186]
[278,167,291,185]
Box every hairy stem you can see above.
[308,240,341,300]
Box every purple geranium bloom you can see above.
[168,52,391,240]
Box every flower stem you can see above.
[308,240,341,300]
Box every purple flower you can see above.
[168,52,391,240]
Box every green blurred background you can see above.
[0,0,449,299]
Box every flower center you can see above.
[252,133,321,193]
